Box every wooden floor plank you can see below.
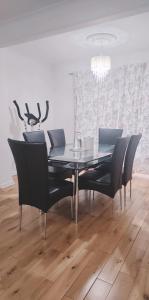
[98,255,124,284]
[38,250,94,300]
[121,239,148,279]
[106,272,134,300]
[85,279,111,300]
[98,209,148,284]
[128,267,149,300]
[0,175,149,299]
[66,250,108,300]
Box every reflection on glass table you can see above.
[48,144,114,167]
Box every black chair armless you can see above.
[47,129,73,179]
[99,128,123,145]
[8,139,73,239]
[122,134,142,206]
[79,137,128,211]
[23,130,72,180]
[47,129,66,147]
[95,128,123,170]
[23,130,46,143]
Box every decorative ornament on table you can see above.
[71,131,82,152]
[13,100,49,131]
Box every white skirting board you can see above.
[0,178,14,189]
[133,172,149,179]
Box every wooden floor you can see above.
[0,175,149,300]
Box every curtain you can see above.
[72,62,149,174]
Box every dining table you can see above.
[48,143,114,224]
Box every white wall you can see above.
[0,47,54,188]
[1,47,149,187]
[0,49,13,187]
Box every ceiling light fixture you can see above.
[87,33,114,82]
[91,55,111,82]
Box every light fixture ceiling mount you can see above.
[86,33,117,47]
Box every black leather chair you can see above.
[99,128,123,145]
[8,139,73,239]
[23,130,72,180]
[47,129,66,147]
[123,134,142,206]
[23,130,46,143]
[79,137,128,211]
[95,128,123,169]
[47,128,73,180]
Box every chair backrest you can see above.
[123,134,142,186]
[111,137,129,196]
[23,130,46,143]
[8,139,49,212]
[99,128,123,145]
[47,129,66,147]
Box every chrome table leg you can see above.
[130,180,132,199]
[93,190,95,201]
[119,189,122,210]
[124,186,126,208]
[71,174,76,220]
[75,169,79,224]
[44,213,47,240]
[19,205,22,231]
[71,196,74,220]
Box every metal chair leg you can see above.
[89,190,91,201]
[119,189,122,210]
[91,190,95,211]
[124,186,126,208]
[93,190,95,201]
[71,196,74,219]
[111,198,114,216]
[19,205,22,231]
[130,180,132,199]
[75,170,79,224]
[44,213,47,240]
[85,190,88,200]
[72,175,75,217]
[88,190,92,213]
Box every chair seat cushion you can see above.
[80,164,109,181]
[48,179,73,206]
[80,169,102,180]
[96,173,111,185]
[48,166,72,180]
[95,159,112,172]
[79,172,113,198]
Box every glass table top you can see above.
[48,144,114,168]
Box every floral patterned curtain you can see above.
[72,62,149,174]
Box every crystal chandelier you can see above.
[91,55,111,82]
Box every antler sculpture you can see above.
[13,100,49,131]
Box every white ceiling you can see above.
[11,12,149,65]
[0,0,63,23]
[1,0,149,47]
